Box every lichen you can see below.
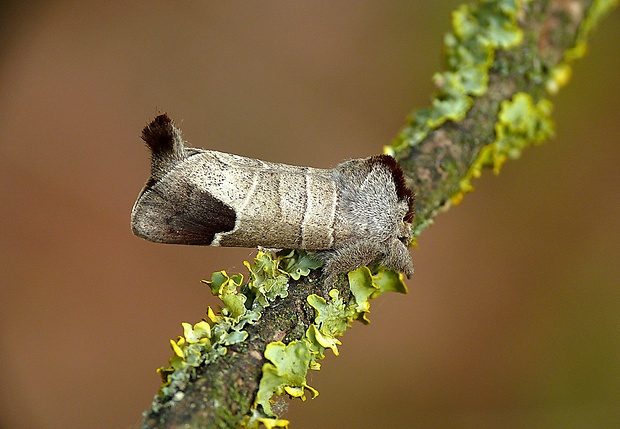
[147,250,319,417]
[254,417,290,429]
[386,0,526,156]
[455,91,554,200]
[387,0,616,226]
[254,340,319,417]
[251,266,408,423]
[145,250,410,425]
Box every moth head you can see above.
[369,155,415,243]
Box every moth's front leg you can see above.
[381,238,414,278]
[318,241,383,295]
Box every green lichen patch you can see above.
[371,268,409,297]
[308,290,353,337]
[278,249,323,280]
[243,409,292,429]
[348,268,376,321]
[244,253,291,307]
[564,0,618,63]
[348,267,409,323]
[306,324,342,359]
[494,92,554,160]
[456,92,553,201]
[255,341,319,417]
[153,319,216,412]
[387,0,526,155]
[148,252,409,424]
[204,271,247,320]
[253,266,409,422]
[243,249,321,308]
[255,417,290,429]
[390,0,618,222]
[148,250,320,417]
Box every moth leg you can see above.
[317,239,413,296]
[319,241,383,295]
[381,239,414,278]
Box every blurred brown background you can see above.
[0,2,618,428]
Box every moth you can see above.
[131,114,414,286]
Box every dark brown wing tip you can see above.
[141,113,184,157]
[372,154,415,223]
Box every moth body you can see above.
[131,114,414,285]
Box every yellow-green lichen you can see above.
[390,0,617,221]
[255,417,290,429]
[494,92,554,161]
[205,271,247,319]
[147,251,409,423]
[148,250,318,416]
[308,290,353,338]
[255,341,319,417]
[387,0,527,155]
[243,409,292,429]
[454,91,554,200]
[371,268,410,297]
[565,0,618,63]
[306,324,342,358]
[244,250,322,307]
[253,266,408,421]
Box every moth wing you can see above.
[131,177,236,246]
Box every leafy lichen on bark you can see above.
[388,0,616,235]
[140,1,616,428]
[142,251,406,429]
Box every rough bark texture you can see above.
[141,1,609,427]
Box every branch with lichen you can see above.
[140,1,617,428]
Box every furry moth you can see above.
[131,114,414,286]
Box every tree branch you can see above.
[140,1,616,428]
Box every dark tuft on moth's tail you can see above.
[142,114,186,157]
[141,114,187,181]
[372,154,415,223]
